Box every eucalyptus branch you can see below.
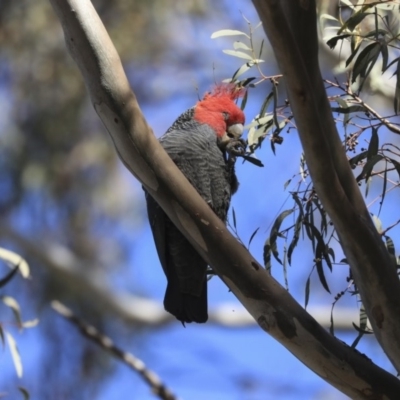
[324,79,400,135]
[51,301,177,400]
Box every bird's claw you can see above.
[225,138,247,157]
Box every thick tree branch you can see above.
[251,0,400,373]
[49,0,400,397]
[1,224,361,328]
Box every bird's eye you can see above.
[222,111,230,121]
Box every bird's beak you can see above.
[220,123,244,146]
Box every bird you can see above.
[145,84,246,324]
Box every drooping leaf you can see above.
[287,193,304,265]
[240,89,248,111]
[304,275,311,309]
[331,105,366,114]
[2,296,23,328]
[340,0,355,10]
[312,198,328,235]
[346,41,362,67]
[283,243,289,290]
[283,179,292,190]
[356,154,383,182]
[382,56,400,73]
[339,12,371,33]
[315,249,331,293]
[288,215,302,266]
[389,158,400,181]
[232,207,237,229]
[380,42,389,72]
[326,34,351,49]
[349,150,368,168]
[240,154,264,167]
[0,265,19,289]
[222,49,253,61]
[6,331,23,378]
[328,247,335,263]
[259,91,274,118]
[0,325,4,348]
[265,209,294,268]
[248,227,260,248]
[233,41,252,51]
[304,201,316,252]
[378,161,387,216]
[394,60,400,114]
[22,319,39,329]
[258,39,264,59]
[367,127,379,160]
[0,248,30,278]
[232,61,255,81]
[303,221,332,292]
[272,82,279,129]
[351,42,381,85]
[18,387,30,400]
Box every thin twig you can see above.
[324,79,400,135]
[51,301,178,400]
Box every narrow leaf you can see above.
[367,127,379,160]
[352,42,380,84]
[349,150,368,168]
[326,34,351,49]
[222,49,253,61]
[0,265,19,289]
[240,89,248,110]
[211,30,248,39]
[339,12,371,33]
[259,91,274,118]
[345,42,362,67]
[0,248,30,278]
[395,60,400,114]
[18,387,30,400]
[390,158,400,181]
[248,227,260,248]
[267,209,294,266]
[356,154,383,181]
[380,43,388,72]
[331,105,366,114]
[2,296,23,328]
[315,253,331,293]
[6,331,23,378]
[233,41,252,51]
[378,161,387,216]
[232,62,254,80]
[304,276,311,309]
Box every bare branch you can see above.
[51,301,177,400]
[48,0,400,397]
[252,0,400,373]
[325,79,400,135]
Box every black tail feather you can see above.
[164,279,208,323]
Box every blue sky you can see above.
[1,1,399,399]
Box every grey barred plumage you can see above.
[145,88,245,324]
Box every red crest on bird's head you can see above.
[202,83,246,102]
[194,83,246,137]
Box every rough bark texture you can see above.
[251,0,400,375]
[49,0,400,397]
